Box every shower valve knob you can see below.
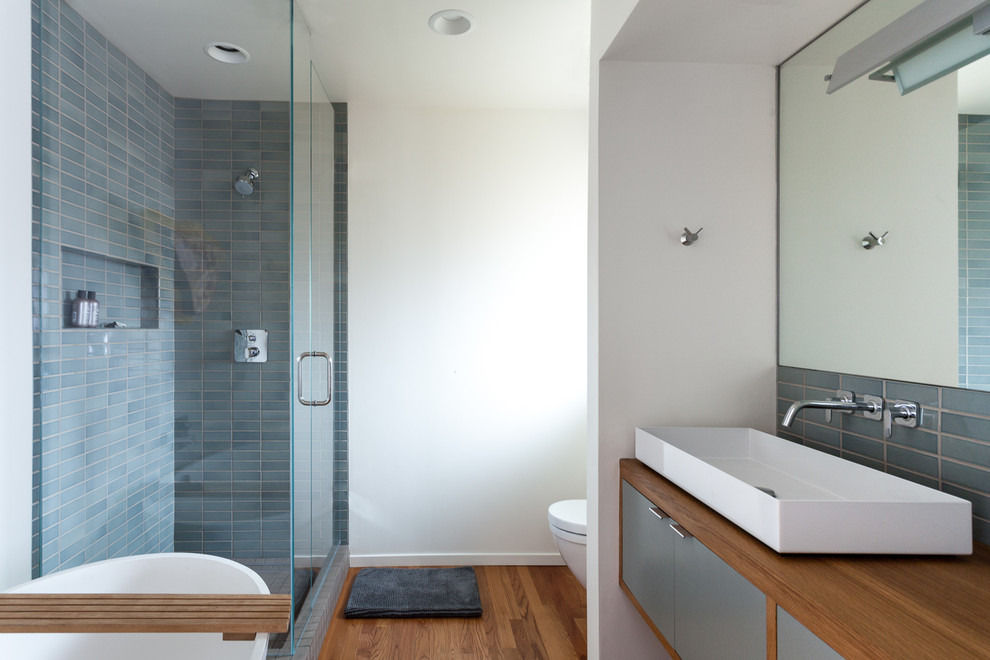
[234,329,268,363]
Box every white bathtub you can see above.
[1,553,272,660]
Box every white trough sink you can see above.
[635,427,972,554]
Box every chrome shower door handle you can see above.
[296,351,332,406]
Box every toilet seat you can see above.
[548,499,586,536]
[550,525,587,545]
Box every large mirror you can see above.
[779,0,990,390]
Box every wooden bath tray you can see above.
[0,593,291,641]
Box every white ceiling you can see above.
[297,0,591,108]
[65,0,295,102]
[66,0,592,108]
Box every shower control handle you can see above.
[234,329,268,363]
[296,351,332,406]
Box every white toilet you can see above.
[548,499,587,588]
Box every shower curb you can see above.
[277,546,348,660]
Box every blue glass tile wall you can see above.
[31,0,176,575]
[960,115,990,390]
[171,98,293,559]
[778,366,990,546]
[332,103,348,546]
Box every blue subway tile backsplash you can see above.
[778,367,990,547]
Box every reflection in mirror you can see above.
[779,0,990,391]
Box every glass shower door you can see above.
[287,8,337,649]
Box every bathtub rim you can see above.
[4,552,270,595]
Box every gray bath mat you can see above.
[344,566,482,618]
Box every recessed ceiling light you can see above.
[205,42,251,64]
[428,10,475,36]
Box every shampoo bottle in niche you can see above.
[86,291,100,327]
[70,290,88,327]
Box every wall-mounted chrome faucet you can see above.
[782,390,920,439]
[781,390,881,427]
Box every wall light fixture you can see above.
[827,0,990,95]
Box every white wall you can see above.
[348,105,589,565]
[594,61,779,659]
[587,1,641,656]
[0,0,36,589]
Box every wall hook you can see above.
[680,227,703,246]
[861,231,888,250]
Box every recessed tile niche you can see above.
[61,247,160,330]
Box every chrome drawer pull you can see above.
[649,506,667,520]
[669,522,693,540]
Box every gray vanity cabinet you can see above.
[621,480,766,659]
[777,607,844,660]
[622,480,677,636]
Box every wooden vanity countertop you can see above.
[621,458,990,660]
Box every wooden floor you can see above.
[319,566,587,660]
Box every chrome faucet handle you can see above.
[883,400,919,438]
[860,393,884,420]
[833,390,853,402]
[824,390,854,423]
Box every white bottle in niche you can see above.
[86,291,100,327]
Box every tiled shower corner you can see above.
[31,0,176,575]
[171,96,293,559]
[777,366,990,546]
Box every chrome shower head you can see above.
[234,168,259,196]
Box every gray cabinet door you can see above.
[622,480,677,643]
[675,533,766,659]
[778,606,844,660]
[622,480,767,660]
